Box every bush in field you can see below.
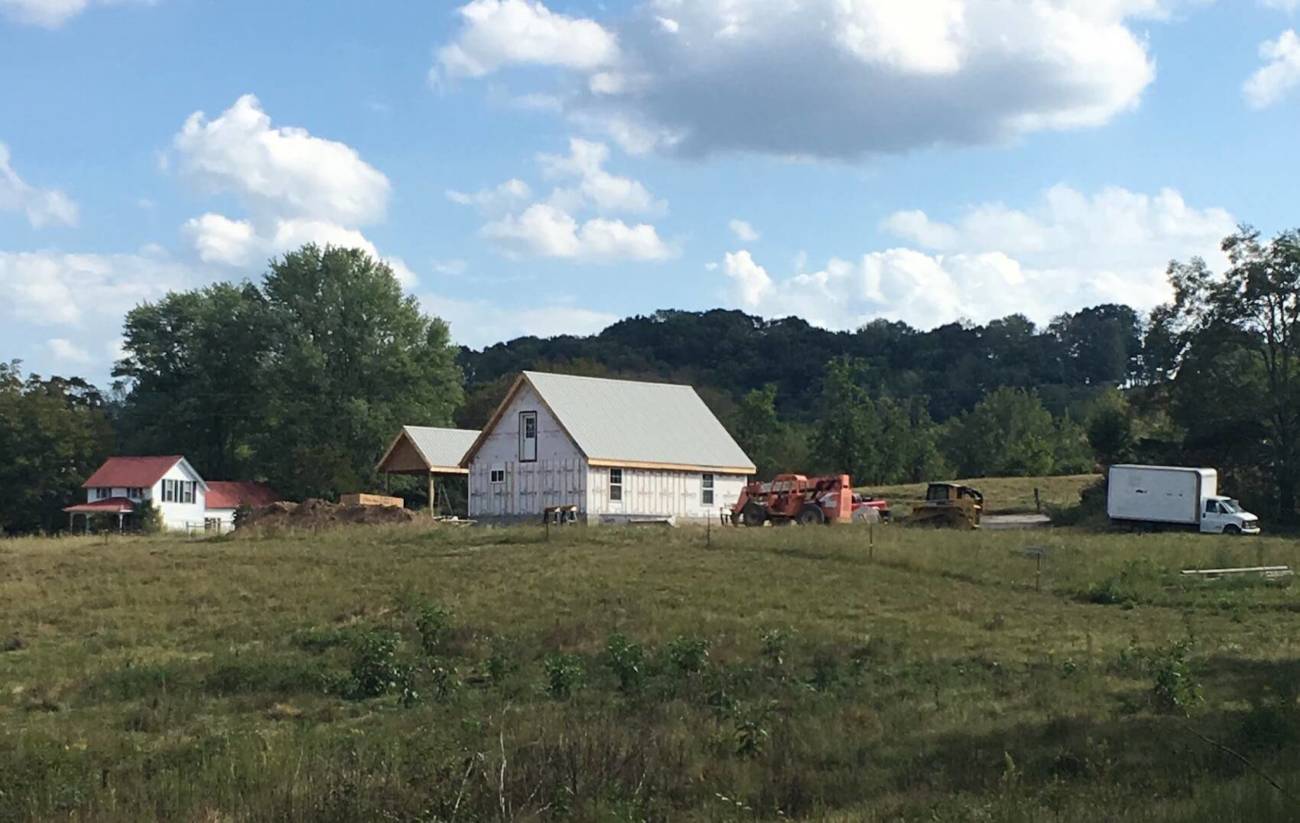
[667,636,710,676]
[1150,640,1202,715]
[759,628,791,675]
[343,631,405,700]
[415,602,454,658]
[137,501,163,535]
[1087,558,1162,607]
[732,701,776,758]
[544,654,585,700]
[604,633,646,694]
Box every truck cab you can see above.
[1200,497,1261,535]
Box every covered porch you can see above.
[64,498,136,533]
[376,426,480,518]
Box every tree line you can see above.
[2,225,1297,533]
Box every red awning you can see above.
[64,497,137,514]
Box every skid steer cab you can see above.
[731,474,889,527]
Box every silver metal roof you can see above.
[402,426,481,470]
[524,371,755,473]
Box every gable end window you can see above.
[490,469,506,485]
[609,468,623,502]
[702,473,715,506]
[161,479,197,504]
[519,411,538,462]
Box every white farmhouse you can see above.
[64,456,276,533]
[460,371,755,524]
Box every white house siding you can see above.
[587,467,748,523]
[468,385,587,520]
[150,462,207,531]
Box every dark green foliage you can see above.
[0,363,113,534]
[136,500,162,535]
[666,635,710,675]
[543,653,584,699]
[945,387,1090,478]
[604,632,646,694]
[414,602,454,658]
[1150,640,1203,715]
[113,245,463,503]
[343,631,404,700]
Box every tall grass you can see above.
[1,522,1298,820]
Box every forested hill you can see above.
[455,304,1144,428]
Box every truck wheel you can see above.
[741,502,767,528]
[797,506,826,526]
[1223,524,1242,535]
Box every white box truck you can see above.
[1107,465,1260,534]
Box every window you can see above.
[519,411,538,462]
[490,469,505,484]
[128,487,143,500]
[609,468,623,502]
[702,473,715,506]
[183,481,195,504]
[161,479,196,504]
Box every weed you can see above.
[760,628,791,674]
[604,632,646,694]
[667,635,710,676]
[732,701,775,759]
[414,602,454,658]
[544,653,585,700]
[1150,640,1202,715]
[343,630,404,700]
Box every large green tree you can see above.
[0,363,114,533]
[258,246,463,499]
[115,245,463,500]
[943,387,1089,478]
[1162,227,1300,521]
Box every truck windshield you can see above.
[1220,499,1242,513]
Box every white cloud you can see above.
[481,203,670,261]
[723,250,773,307]
[437,0,620,79]
[728,219,760,243]
[420,292,618,347]
[539,138,663,214]
[721,185,1235,330]
[1244,30,1300,108]
[1261,0,1299,13]
[0,0,152,27]
[0,250,193,328]
[46,337,92,365]
[173,94,390,225]
[183,212,418,288]
[0,143,78,228]
[446,178,533,212]
[173,96,415,288]
[436,0,1184,158]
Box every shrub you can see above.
[667,636,710,676]
[232,503,255,530]
[544,654,585,700]
[415,602,454,658]
[136,501,163,535]
[1086,558,1162,607]
[344,631,404,700]
[759,628,791,674]
[604,633,646,694]
[732,701,776,759]
[809,651,841,691]
[1150,640,1202,715]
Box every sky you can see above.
[2,0,1299,385]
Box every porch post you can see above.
[117,513,124,533]
[429,473,436,518]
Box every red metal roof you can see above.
[82,456,183,489]
[64,497,137,514]
[205,481,279,510]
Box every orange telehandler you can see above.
[730,474,891,526]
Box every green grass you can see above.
[866,473,1100,515]
[2,521,1299,821]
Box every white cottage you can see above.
[460,371,755,524]
[65,456,276,533]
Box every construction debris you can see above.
[340,493,405,508]
[1180,566,1294,580]
[240,499,418,531]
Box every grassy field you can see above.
[2,521,1299,822]
[865,474,1101,515]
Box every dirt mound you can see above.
[241,498,418,531]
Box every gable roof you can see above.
[83,456,186,489]
[463,371,755,474]
[205,481,279,510]
[376,426,480,474]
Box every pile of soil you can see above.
[241,498,418,530]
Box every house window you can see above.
[183,481,195,504]
[519,411,538,462]
[609,468,623,502]
[128,487,143,500]
[161,479,195,503]
[490,469,505,484]
[702,473,715,506]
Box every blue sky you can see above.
[2,0,1299,385]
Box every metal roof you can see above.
[83,456,184,488]
[387,426,481,472]
[520,371,755,473]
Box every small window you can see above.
[161,480,172,503]
[128,487,143,499]
[519,411,538,462]
[702,473,715,506]
[609,468,623,502]
[185,481,195,504]
[490,469,505,484]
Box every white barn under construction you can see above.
[460,371,755,524]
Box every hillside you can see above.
[2,525,1298,821]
